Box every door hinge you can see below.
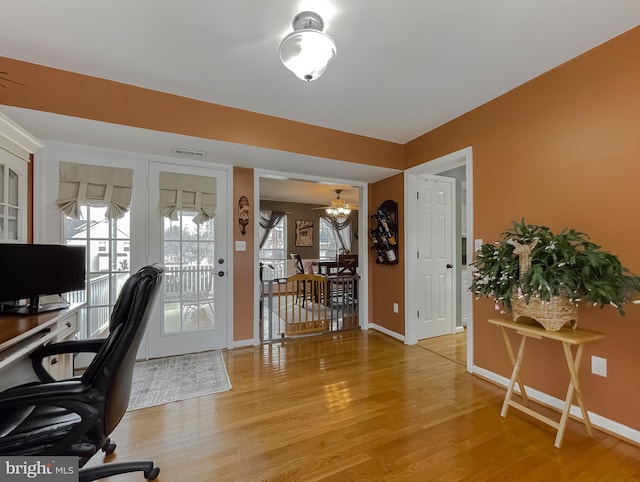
[416,191,419,199]
[417,310,420,318]
[417,251,419,259]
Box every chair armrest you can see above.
[0,380,100,454]
[31,339,106,383]
[0,379,93,408]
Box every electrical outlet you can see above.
[591,355,607,377]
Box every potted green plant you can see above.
[470,219,640,330]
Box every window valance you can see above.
[55,161,133,220]
[159,172,216,224]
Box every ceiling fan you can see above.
[314,189,358,217]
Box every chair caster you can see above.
[101,438,116,455]
[144,466,160,480]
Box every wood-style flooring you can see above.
[417,330,467,367]
[89,330,640,481]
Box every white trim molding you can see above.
[473,365,640,446]
[0,111,44,160]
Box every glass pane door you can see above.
[163,211,215,332]
[147,162,227,358]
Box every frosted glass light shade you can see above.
[279,12,337,82]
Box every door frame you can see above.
[253,169,369,344]
[404,147,474,372]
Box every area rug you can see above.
[128,350,231,410]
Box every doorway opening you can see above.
[254,173,368,343]
[404,147,474,372]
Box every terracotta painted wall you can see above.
[0,57,404,171]
[405,26,640,431]
[369,174,405,334]
[232,167,254,342]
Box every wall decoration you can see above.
[295,219,314,247]
[238,195,250,235]
[369,200,398,264]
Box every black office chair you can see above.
[0,265,164,481]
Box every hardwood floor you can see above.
[417,330,467,367]
[91,330,640,481]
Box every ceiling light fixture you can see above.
[279,11,337,82]
[325,189,352,217]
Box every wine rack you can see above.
[370,199,398,264]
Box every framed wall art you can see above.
[295,219,313,247]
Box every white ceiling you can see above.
[1,0,639,190]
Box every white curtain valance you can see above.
[56,161,133,220]
[159,172,216,224]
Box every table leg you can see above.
[501,334,528,417]
[555,343,593,448]
[499,327,530,407]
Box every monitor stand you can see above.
[6,297,70,315]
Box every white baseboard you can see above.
[473,365,640,446]
[231,338,258,348]
[368,324,406,343]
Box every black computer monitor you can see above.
[0,243,86,314]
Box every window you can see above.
[64,205,131,339]
[0,152,27,243]
[319,220,352,258]
[318,221,338,258]
[259,213,286,279]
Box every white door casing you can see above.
[404,146,474,372]
[147,162,228,358]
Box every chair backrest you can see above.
[81,265,164,436]
[290,253,305,274]
[337,254,358,275]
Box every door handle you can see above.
[446,263,454,269]
[217,271,225,277]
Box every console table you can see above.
[0,303,83,390]
[488,317,605,448]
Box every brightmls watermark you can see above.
[0,457,77,481]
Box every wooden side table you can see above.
[488,317,605,448]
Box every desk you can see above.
[0,303,83,390]
[488,317,605,448]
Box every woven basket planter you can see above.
[511,289,578,331]
[511,239,578,331]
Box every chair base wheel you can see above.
[144,467,160,480]
[102,440,116,455]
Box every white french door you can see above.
[147,162,228,358]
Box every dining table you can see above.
[308,258,337,275]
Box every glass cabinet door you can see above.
[0,155,26,243]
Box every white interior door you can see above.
[147,162,228,358]
[414,175,455,339]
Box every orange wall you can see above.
[369,174,405,334]
[405,26,640,430]
[0,57,404,171]
[232,167,255,342]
